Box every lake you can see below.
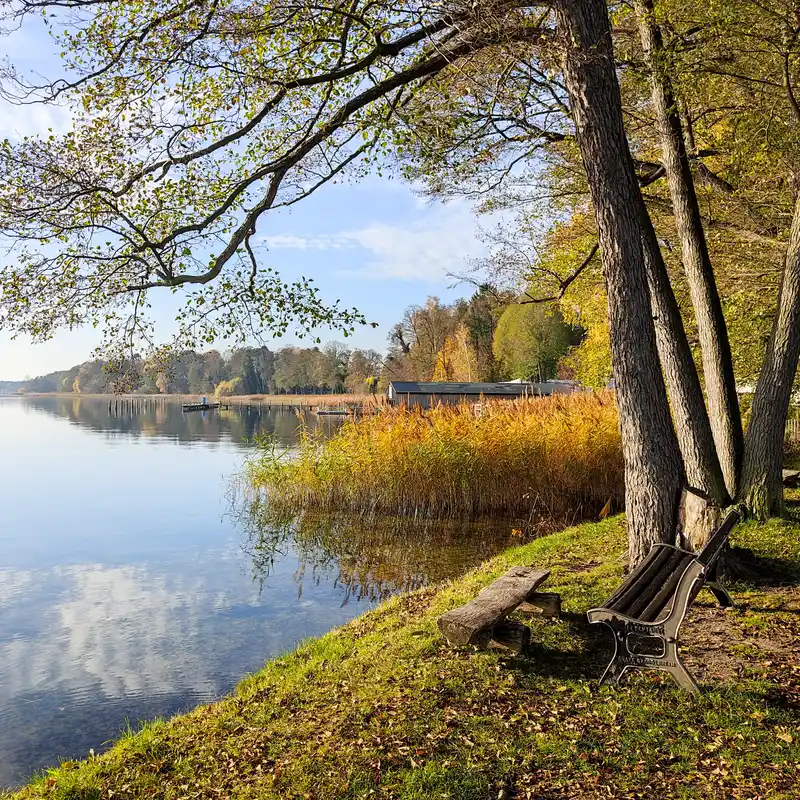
[0,397,514,788]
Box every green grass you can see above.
[7,516,800,800]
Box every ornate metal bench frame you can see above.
[588,508,740,693]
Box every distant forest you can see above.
[16,344,383,396]
[6,288,591,397]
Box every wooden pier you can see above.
[102,394,373,418]
[182,401,228,412]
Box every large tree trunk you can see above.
[638,200,730,541]
[634,0,744,497]
[554,0,684,565]
[741,195,800,518]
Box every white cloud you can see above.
[262,202,488,282]
[261,233,353,251]
[0,100,73,139]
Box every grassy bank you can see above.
[249,393,624,520]
[10,515,800,800]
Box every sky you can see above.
[0,19,494,382]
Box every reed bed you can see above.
[248,391,624,520]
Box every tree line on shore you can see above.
[15,289,586,394]
[19,344,382,396]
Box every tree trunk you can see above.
[554,0,684,565]
[634,0,744,498]
[740,195,800,518]
[638,201,730,544]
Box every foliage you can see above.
[0,0,534,359]
[384,290,511,385]
[213,377,240,398]
[248,392,624,519]
[431,324,478,381]
[9,515,800,800]
[18,343,380,395]
[492,302,579,382]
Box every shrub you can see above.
[248,392,623,520]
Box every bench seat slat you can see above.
[639,553,696,622]
[625,549,691,620]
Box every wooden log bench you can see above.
[587,508,741,692]
[437,567,561,653]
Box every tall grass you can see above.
[248,392,623,521]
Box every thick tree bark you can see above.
[638,200,730,527]
[554,0,684,565]
[741,195,800,518]
[634,0,744,497]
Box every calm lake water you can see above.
[0,396,513,788]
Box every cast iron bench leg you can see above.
[706,581,734,609]
[590,561,704,693]
[662,639,701,693]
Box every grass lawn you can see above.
[7,515,800,800]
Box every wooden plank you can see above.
[437,567,550,646]
[605,545,674,613]
[783,469,800,486]
[639,553,696,622]
[626,548,687,619]
[518,591,562,617]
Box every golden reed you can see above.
[249,392,624,519]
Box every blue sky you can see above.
[0,20,492,381]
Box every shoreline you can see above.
[10,392,374,406]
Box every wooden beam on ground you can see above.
[518,591,562,617]
[782,469,800,487]
[437,567,550,647]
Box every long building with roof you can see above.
[386,380,582,409]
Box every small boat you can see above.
[316,408,352,416]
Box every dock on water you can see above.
[182,401,228,412]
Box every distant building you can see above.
[386,380,581,409]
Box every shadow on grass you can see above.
[726,547,800,587]
[500,612,613,683]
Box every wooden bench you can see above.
[587,508,741,692]
[438,567,561,653]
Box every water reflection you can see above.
[0,553,359,787]
[20,395,339,445]
[0,397,513,788]
[238,499,515,604]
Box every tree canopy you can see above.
[0,0,539,360]
[6,0,800,552]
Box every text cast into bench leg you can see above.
[588,614,639,686]
[593,617,699,692]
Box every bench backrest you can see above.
[696,508,741,567]
[604,544,695,622]
[603,508,741,623]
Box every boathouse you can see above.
[386,380,580,409]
